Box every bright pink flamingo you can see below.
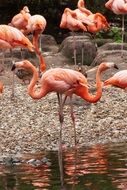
[77,0,109,33]
[0,25,34,51]
[0,24,34,97]
[60,6,94,67]
[11,60,118,149]
[104,69,127,89]
[60,1,109,68]
[85,13,109,33]
[105,0,127,54]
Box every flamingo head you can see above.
[77,0,85,8]
[99,62,118,72]
[11,60,35,71]
[95,13,110,30]
[23,6,30,13]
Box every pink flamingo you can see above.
[9,7,46,72]
[60,5,94,67]
[0,24,34,97]
[77,0,109,33]
[105,0,127,54]
[11,60,118,149]
[8,6,31,33]
[104,69,127,89]
[25,14,47,72]
[60,0,109,68]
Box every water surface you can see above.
[0,141,127,190]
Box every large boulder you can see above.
[59,33,97,66]
[91,42,127,66]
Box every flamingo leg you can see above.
[81,42,84,67]
[20,48,24,60]
[10,49,15,99]
[57,93,64,152]
[60,93,77,146]
[39,33,42,52]
[11,67,15,98]
[72,32,77,66]
[121,14,124,57]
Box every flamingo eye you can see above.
[73,80,80,86]
[76,80,80,84]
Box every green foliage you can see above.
[96,26,122,42]
[107,26,122,42]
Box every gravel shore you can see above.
[1,62,127,157]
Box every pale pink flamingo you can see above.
[8,6,31,33]
[104,69,127,89]
[11,60,118,149]
[9,7,46,72]
[105,0,127,54]
[25,14,47,72]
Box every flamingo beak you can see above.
[11,64,16,71]
[79,81,89,88]
[114,64,119,69]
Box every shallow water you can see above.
[0,141,127,190]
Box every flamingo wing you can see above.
[41,68,88,94]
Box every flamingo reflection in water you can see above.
[62,144,108,188]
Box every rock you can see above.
[59,33,97,66]
[94,38,114,47]
[91,42,127,67]
[99,42,127,51]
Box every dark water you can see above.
[0,141,127,190]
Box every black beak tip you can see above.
[11,64,16,71]
[114,64,119,69]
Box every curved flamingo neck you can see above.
[64,8,77,17]
[77,0,92,15]
[0,81,4,93]
[33,32,46,71]
[75,64,107,103]
[27,64,46,99]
